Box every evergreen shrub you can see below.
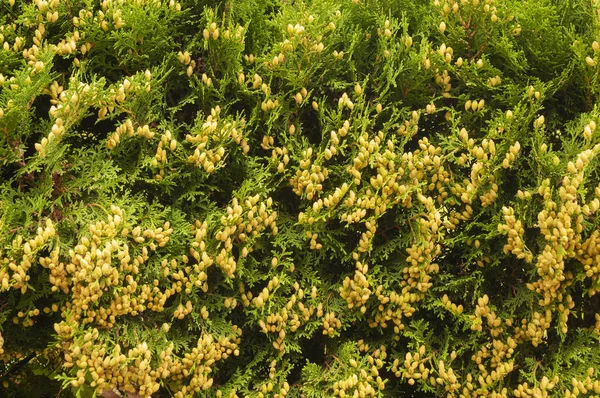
[1,0,600,396]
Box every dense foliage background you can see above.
[1,0,600,396]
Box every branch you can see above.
[0,353,36,382]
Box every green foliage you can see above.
[1,0,600,397]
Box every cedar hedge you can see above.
[1,0,600,397]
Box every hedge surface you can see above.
[1,0,600,396]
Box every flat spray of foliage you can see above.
[1,0,600,396]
